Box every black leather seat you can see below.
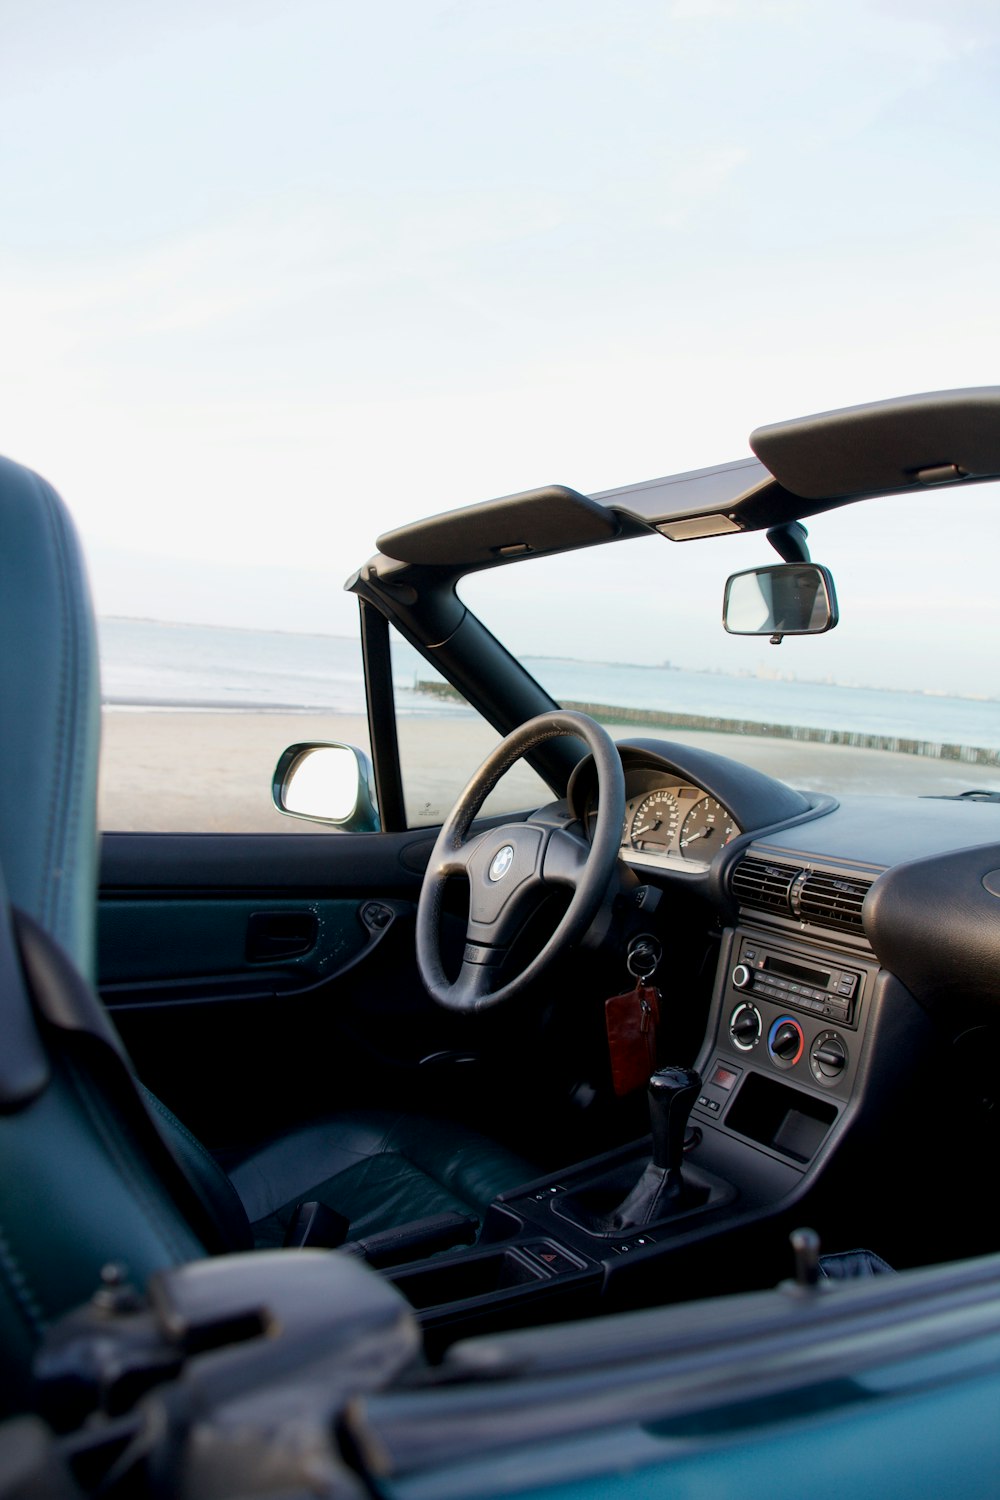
[0,454,531,1402]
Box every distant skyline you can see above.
[99,611,1000,705]
[2,1,999,695]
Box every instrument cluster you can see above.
[590,769,741,868]
[624,777,740,865]
[572,754,743,869]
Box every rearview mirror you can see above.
[723,563,839,640]
[273,742,380,831]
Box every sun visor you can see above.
[593,457,795,540]
[376,485,621,568]
[750,387,1000,501]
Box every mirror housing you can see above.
[273,743,380,831]
[723,563,839,642]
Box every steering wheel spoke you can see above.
[432,826,489,880]
[451,950,507,1008]
[542,825,591,888]
[416,711,625,1011]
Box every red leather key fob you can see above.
[605,982,661,1097]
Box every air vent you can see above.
[796,871,871,933]
[731,858,801,912]
[731,857,873,936]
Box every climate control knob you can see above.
[768,1015,804,1067]
[729,1002,762,1050]
[810,1030,848,1084]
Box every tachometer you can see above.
[678,796,739,859]
[629,789,680,853]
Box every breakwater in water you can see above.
[414,680,1000,768]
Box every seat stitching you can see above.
[0,1222,47,1339]
[140,1084,217,1165]
[236,1136,383,1220]
[315,1153,477,1223]
[67,1060,195,1265]
[137,1085,251,1250]
[31,475,97,962]
[31,476,91,958]
[376,1140,482,1216]
[384,1117,491,1201]
[34,478,72,940]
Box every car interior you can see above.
[2,388,1000,1496]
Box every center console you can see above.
[696,927,872,1160]
[386,923,890,1342]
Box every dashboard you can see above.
[552,733,1000,1292]
[565,736,1000,1020]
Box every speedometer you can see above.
[629,790,680,853]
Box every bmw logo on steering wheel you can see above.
[489,844,515,882]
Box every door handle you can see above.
[245,911,318,963]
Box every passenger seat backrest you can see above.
[0,455,101,982]
[0,457,237,1413]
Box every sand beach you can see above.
[97,709,1000,834]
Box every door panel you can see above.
[99,897,369,986]
[97,829,488,1153]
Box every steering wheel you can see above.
[416,711,625,1011]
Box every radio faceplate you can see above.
[732,935,862,1027]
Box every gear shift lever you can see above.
[648,1066,701,1176]
[610,1065,702,1229]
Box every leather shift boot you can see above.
[609,1161,686,1230]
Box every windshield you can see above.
[459,482,1000,798]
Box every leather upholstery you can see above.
[0,892,208,1412]
[0,457,101,983]
[818,1249,894,1279]
[231,1111,533,1248]
[0,454,533,1405]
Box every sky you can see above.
[1,0,998,687]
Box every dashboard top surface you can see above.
[748,793,1000,873]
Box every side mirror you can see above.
[723,563,839,641]
[272,743,380,831]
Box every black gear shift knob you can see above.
[601,1065,706,1231]
[648,1066,701,1174]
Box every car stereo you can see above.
[730,938,861,1027]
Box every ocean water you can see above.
[97,618,466,717]
[97,618,1000,751]
[525,656,1000,750]
[100,618,371,714]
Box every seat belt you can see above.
[13,909,252,1255]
